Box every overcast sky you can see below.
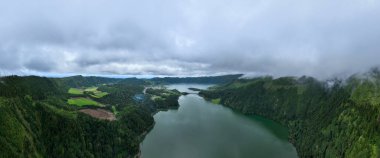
[0,0,379,78]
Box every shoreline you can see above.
[199,94,300,157]
[134,122,155,158]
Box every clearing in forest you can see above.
[68,87,109,98]
[79,108,116,121]
[67,97,104,107]
[68,88,84,95]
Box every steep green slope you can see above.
[0,76,61,99]
[200,73,380,157]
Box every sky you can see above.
[0,0,380,78]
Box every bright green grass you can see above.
[211,98,221,104]
[112,106,119,115]
[90,91,109,98]
[68,88,84,95]
[85,87,98,92]
[68,87,108,98]
[67,97,103,107]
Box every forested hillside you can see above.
[200,70,380,157]
[0,76,155,158]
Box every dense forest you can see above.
[200,69,380,157]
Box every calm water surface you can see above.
[140,84,298,158]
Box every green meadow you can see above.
[68,88,84,95]
[84,87,98,92]
[67,97,103,107]
[68,87,108,98]
[90,91,109,98]
[211,98,221,104]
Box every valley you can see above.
[140,84,297,158]
[1,72,380,157]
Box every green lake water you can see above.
[140,84,298,158]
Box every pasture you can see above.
[68,87,108,98]
[67,97,103,107]
[68,88,84,95]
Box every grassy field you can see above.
[67,97,103,107]
[211,98,221,104]
[68,88,84,95]
[85,87,98,92]
[90,91,109,98]
[68,87,108,98]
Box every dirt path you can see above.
[79,109,116,121]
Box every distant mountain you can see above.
[151,74,243,84]
[54,75,123,89]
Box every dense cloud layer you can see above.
[0,0,379,78]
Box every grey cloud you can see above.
[0,0,379,78]
[0,46,22,70]
[25,58,56,72]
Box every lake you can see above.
[140,84,298,158]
